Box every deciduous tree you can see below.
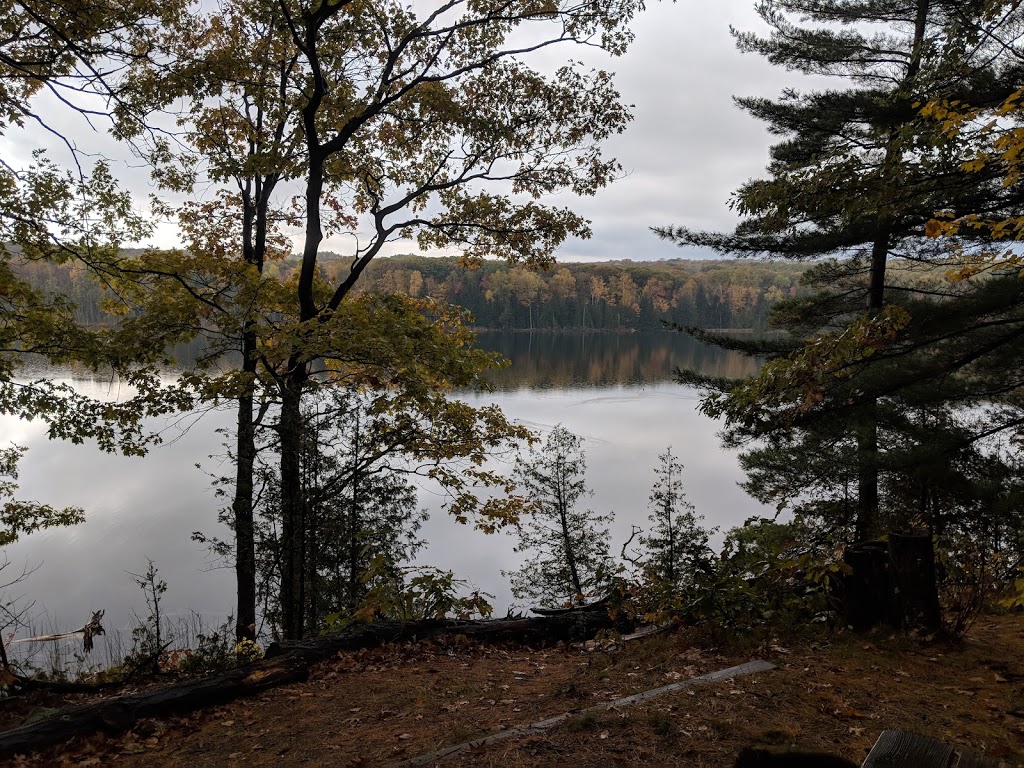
[262,0,638,638]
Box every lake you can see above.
[1,331,771,659]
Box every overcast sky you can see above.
[414,1,818,263]
[545,1,796,262]
[4,2,825,264]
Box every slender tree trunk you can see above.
[232,172,274,642]
[232,333,258,642]
[349,411,362,610]
[280,46,330,635]
[666,500,675,586]
[305,433,319,636]
[555,473,583,602]
[560,508,583,603]
[279,360,309,639]
[857,226,891,541]
[855,414,881,541]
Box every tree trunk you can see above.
[555,479,583,601]
[278,361,309,640]
[266,610,634,659]
[0,612,635,759]
[232,335,258,642]
[855,409,881,542]
[852,0,928,539]
[231,166,277,641]
[889,532,942,633]
[0,653,312,759]
[349,412,362,611]
[843,533,941,633]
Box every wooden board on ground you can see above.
[862,730,1008,768]
[390,659,776,767]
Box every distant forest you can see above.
[334,255,810,331]
[15,254,810,332]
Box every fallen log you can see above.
[0,650,310,759]
[0,610,635,759]
[265,610,635,661]
[528,594,613,616]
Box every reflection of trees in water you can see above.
[24,333,757,391]
[475,332,760,391]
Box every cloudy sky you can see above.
[546,1,800,262]
[4,2,825,264]
[408,1,819,263]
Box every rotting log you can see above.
[0,650,310,759]
[888,533,942,633]
[843,540,891,631]
[0,611,634,759]
[265,610,635,661]
[528,594,613,616]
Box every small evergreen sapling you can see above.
[505,426,614,609]
[624,448,716,610]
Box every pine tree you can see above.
[658,0,1024,541]
[630,448,715,595]
[251,387,426,637]
[505,426,614,608]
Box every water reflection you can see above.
[0,333,769,649]
[476,331,760,390]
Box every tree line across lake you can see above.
[14,255,811,333]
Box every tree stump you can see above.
[843,540,891,631]
[842,533,941,633]
[888,532,942,633]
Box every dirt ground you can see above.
[6,614,1024,767]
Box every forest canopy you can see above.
[13,254,811,333]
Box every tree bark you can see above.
[266,610,634,660]
[232,164,278,641]
[232,362,257,642]
[855,407,881,542]
[843,533,941,633]
[853,0,929,540]
[278,361,309,640]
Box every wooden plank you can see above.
[390,659,776,767]
[862,730,954,768]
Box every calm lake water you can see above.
[1,332,770,657]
